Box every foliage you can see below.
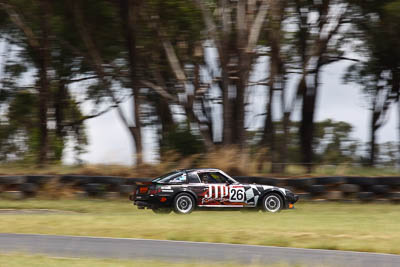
[161,124,205,156]
[0,0,399,171]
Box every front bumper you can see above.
[285,192,299,209]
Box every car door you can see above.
[199,172,246,207]
[186,171,208,206]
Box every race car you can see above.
[130,168,299,214]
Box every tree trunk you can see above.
[155,96,174,147]
[299,76,317,173]
[369,113,378,167]
[185,63,214,150]
[262,44,279,171]
[37,0,51,166]
[55,79,67,138]
[392,72,400,168]
[119,0,143,165]
[280,111,290,172]
[398,96,400,168]
[220,0,233,145]
[234,0,247,148]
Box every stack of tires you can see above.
[0,174,399,201]
[235,175,400,203]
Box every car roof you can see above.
[179,168,221,173]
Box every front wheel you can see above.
[261,193,283,213]
[173,193,195,214]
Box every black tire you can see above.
[306,185,326,195]
[346,177,377,186]
[173,193,195,214]
[357,192,374,202]
[369,185,390,195]
[60,175,92,185]
[152,208,172,214]
[261,193,283,213]
[26,175,56,185]
[285,178,315,189]
[314,176,346,185]
[379,177,400,186]
[84,183,105,196]
[0,176,26,185]
[297,192,312,201]
[19,183,38,193]
[339,184,361,193]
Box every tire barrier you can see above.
[338,184,361,193]
[357,192,375,202]
[0,176,26,185]
[26,175,55,185]
[284,178,315,188]
[306,185,326,195]
[370,185,390,195]
[84,183,106,197]
[0,175,398,202]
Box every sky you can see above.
[63,59,399,166]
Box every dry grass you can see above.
[35,178,76,200]
[0,148,399,178]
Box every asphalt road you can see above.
[0,233,399,266]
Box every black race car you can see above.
[130,168,298,214]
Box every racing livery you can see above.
[130,168,298,214]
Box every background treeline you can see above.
[0,0,399,173]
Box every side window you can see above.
[210,172,229,183]
[187,172,201,184]
[168,174,187,184]
[199,172,228,184]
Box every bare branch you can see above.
[193,0,222,55]
[0,3,40,49]
[140,80,178,102]
[71,0,131,129]
[62,105,116,128]
[67,76,99,84]
[246,0,269,53]
[160,35,187,83]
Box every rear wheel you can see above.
[152,208,172,214]
[173,193,195,214]
[261,193,283,213]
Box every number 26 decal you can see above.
[229,187,245,202]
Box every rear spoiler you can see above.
[126,177,154,185]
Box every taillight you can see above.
[149,188,161,195]
[139,187,149,194]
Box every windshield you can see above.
[152,171,184,183]
[219,170,238,184]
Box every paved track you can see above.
[0,233,399,266]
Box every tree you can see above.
[193,0,269,147]
[292,0,350,172]
[345,0,400,166]
[0,0,53,165]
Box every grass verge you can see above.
[0,253,304,267]
[0,200,399,254]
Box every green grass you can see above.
[0,253,305,267]
[0,199,399,254]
